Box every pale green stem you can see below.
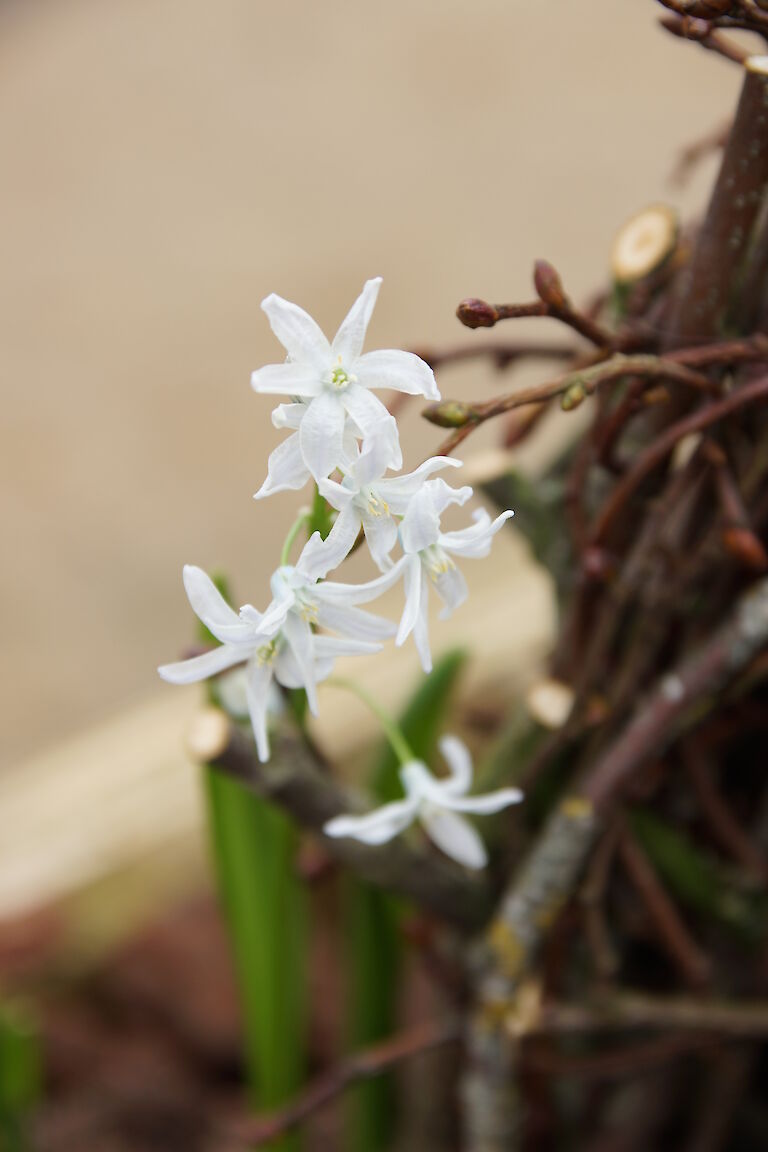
[326,677,414,766]
[280,510,311,567]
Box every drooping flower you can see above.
[251,278,440,483]
[323,735,523,869]
[306,436,465,575]
[158,550,403,762]
[394,482,514,673]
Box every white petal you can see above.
[297,506,362,581]
[318,476,356,512]
[441,509,514,558]
[361,511,399,571]
[399,487,441,555]
[245,660,274,762]
[354,349,440,400]
[413,584,433,673]
[313,634,382,658]
[438,735,473,797]
[274,645,332,689]
[433,564,469,619]
[341,385,402,470]
[261,292,331,369]
[314,555,407,607]
[324,797,419,845]
[251,362,323,397]
[396,556,424,645]
[282,611,319,713]
[378,457,463,513]
[299,391,346,482]
[181,565,252,644]
[331,277,382,364]
[443,788,524,815]
[315,599,396,641]
[420,806,488,869]
[272,402,308,430]
[254,433,311,499]
[158,643,245,685]
[355,435,394,488]
[427,478,473,518]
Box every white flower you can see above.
[323,735,523,869]
[394,482,514,673]
[251,277,440,484]
[158,550,402,762]
[307,436,465,575]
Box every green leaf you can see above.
[0,1001,41,1152]
[630,807,768,943]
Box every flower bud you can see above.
[456,298,498,328]
[723,527,768,572]
[533,260,569,312]
[561,381,586,411]
[422,400,474,428]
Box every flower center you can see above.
[256,638,279,666]
[365,489,390,518]
[327,355,356,392]
[421,544,455,581]
[295,595,319,626]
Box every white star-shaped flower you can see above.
[394,481,514,673]
[158,547,402,762]
[306,436,465,575]
[251,277,440,485]
[323,735,523,869]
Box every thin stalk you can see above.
[326,677,414,766]
[281,511,311,567]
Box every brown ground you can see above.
[0,0,738,767]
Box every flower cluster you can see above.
[159,278,519,867]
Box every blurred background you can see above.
[0,0,738,774]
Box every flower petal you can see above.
[420,806,488,869]
[438,735,472,796]
[182,565,252,644]
[313,634,382,658]
[442,788,524,815]
[331,277,382,364]
[297,506,362,582]
[433,564,468,620]
[378,456,463,513]
[251,362,323,397]
[282,611,319,714]
[361,510,399,571]
[341,385,402,470]
[413,585,433,673]
[396,556,424,645]
[318,476,356,512]
[158,643,245,685]
[354,349,440,400]
[315,599,396,641]
[441,509,514,558]
[245,659,275,762]
[272,402,308,430]
[275,645,333,689]
[261,292,331,369]
[354,434,394,488]
[299,391,346,481]
[324,797,419,845]
[399,487,441,555]
[314,555,407,607]
[254,433,311,500]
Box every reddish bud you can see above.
[456,298,498,328]
[533,260,569,312]
[723,527,768,572]
[582,547,617,582]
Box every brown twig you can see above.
[617,819,711,988]
[589,373,768,546]
[659,13,751,65]
[230,1019,461,1146]
[681,738,768,878]
[413,340,576,372]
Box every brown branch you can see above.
[229,1019,461,1146]
[186,709,492,931]
[659,13,750,65]
[617,820,712,988]
[589,373,768,546]
[539,990,768,1037]
[665,56,768,346]
[412,340,576,372]
[681,738,768,878]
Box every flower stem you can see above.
[326,677,414,766]
[280,511,310,567]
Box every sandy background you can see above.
[0,0,739,767]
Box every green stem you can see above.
[326,677,414,766]
[281,511,311,567]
